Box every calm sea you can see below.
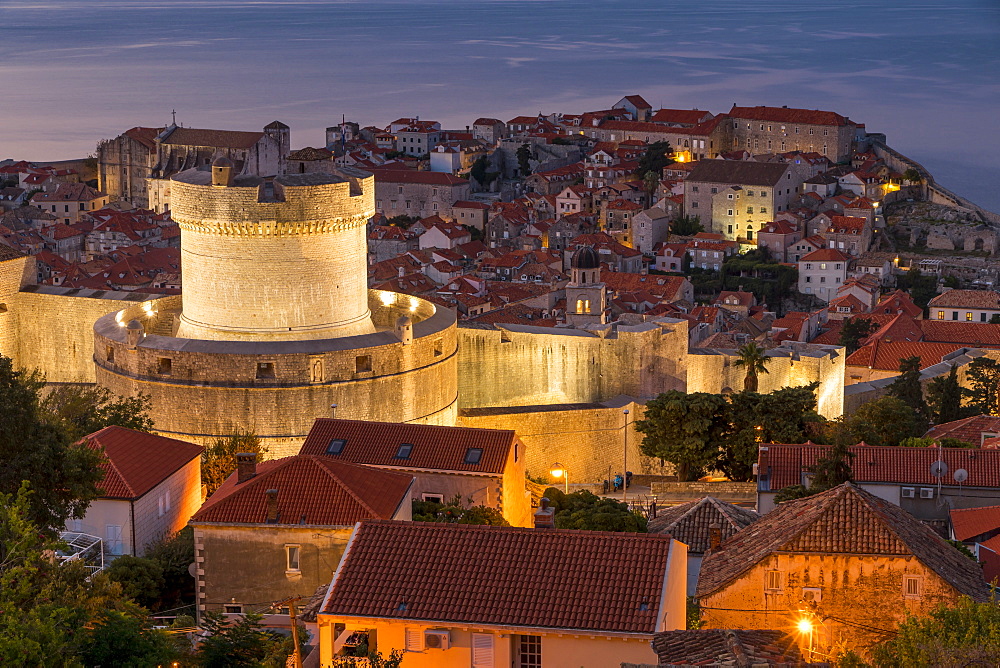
[1,0,997,211]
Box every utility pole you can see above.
[273,595,303,668]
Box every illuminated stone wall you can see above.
[170,169,376,341]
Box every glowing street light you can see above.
[797,617,813,634]
[550,462,568,494]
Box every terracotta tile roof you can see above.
[760,220,798,235]
[123,127,160,150]
[762,443,1000,490]
[950,505,1000,542]
[602,272,688,300]
[472,118,503,126]
[686,160,790,187]
[799,248,849,262]
[647,497,758,553]
[845,340,965,372]
[871,290,922,318]
[82,426,203,500]
[191,455,412,526]
[827,215,866,234]
[621,94,651,108]
[698,483,987,601]
[728,105,851,127]
[299,419,517,475]
[925,415,1000,445]
[321,520,676,633]
[35,183,104,203]
[928,290,1000,310]
[652,629,810,666]
[161,127,264,149]
[452,200,490,209]
[370,168,468,186]
[650,109,711,126]
[921,321,1000,348]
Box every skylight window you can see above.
[464,448,483,465]
[326,438,346,455]
[395,443,413,459]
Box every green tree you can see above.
[469,155,499,187]
[964,357,1000,415]
[887,356,930,429]
[838,317,875,354]
[896,267,937,308]
[902,168,921,183]
[671,215,704,237]
[840,396,924,447]
[0,355,104,530]
[40,385,154,442]
[774,441,854,503]
[104,556,165,610]
[636,391,728,481]
[201,428,268,496]
[899,436,974,449]
[926,366,966,424]
[720,384,819,481]
[634,141,674,179]
[411,495,509,526]
[198,611,297,668]
[543,488,647,532]
[516,143,533,176]
[864,597,1000,667]
[733,342,770,392]
[145,526,195,609]
[80,610,177,668]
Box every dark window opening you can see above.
[464,447,483,465]
[395,443,413,459]
[256,362,275,378]
[106,346,115,363]
[356,355,372,373]
[157,357,172,374]
[326,438,346,455]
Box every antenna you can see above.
[931,457,948,505]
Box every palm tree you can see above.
[734,342,770,392]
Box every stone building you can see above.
[928,289,1000,323]
[471,117,506,145]
[698,483,987,657]
[727,106,856,162]
[797,248,849,303]
[683,160,804,241]
[96,121,290,210]
[564,246,606,327]
[372,168,470,220]
[33,184,109,225]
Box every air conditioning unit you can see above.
[901,487,915,498]
[919,488,935,499]
[424,630,451,650]
[802,587,822,603]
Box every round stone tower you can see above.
[170,166,376,341]
[94,165,458,457]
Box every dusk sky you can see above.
[2,0,998,210]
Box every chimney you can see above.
[265,489,279,523]
[236,452,257,483]
[398,265,405,278]
[534,497,555,529]
[758,446,769,482]
[709,522,722,551]
[330,403,338,418]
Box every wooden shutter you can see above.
[472,632,494,668]
[404,628,422,652]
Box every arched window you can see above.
[584,299,591,313]
[576,299,584,313]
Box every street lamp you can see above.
[622,408,630,504]
[550,462,568,494]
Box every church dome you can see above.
[571,246,600,270]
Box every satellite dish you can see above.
[930,460,948,478]
[954,469,969,484]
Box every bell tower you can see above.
[566,246,606,327]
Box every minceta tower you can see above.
[93,160,458,457]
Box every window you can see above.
[422,493,444,504]
[760,207,767,213]
[820,263,827,270]
[710,187,718,194]
[472,633,494,667]
[464,447,483,464]
[952,312,959,321]
[434,338,443,356]
[747,207,753,214]
[326,438,346,455]
[764,570,783,592]
[516,635,542,668]
[967,312,974,321]
[355,355,372,373]
[805,263,812,270]
[286,545,300,572]
[165,490,170,511]
[727,209,734,216]
[398,186,403,194]
[157,357,172,375]
[224,604,242,614]
[691,201,698,208]
[256,361,275,378]
[105,524,123,555]
[395,443,413,459]
[106,346,114,363]
[692,186,699,193]
[982,313,988,322]
[727,193,734,200]
[903,575,922,599]
[805,276,812,283]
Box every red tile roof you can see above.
[652,630,810,666]
[799,248,850,262]
[827,215,866,234]
[191,455,412,526]
[321,520,676,633]
[872,290,923,318]
[845,340,965,372]
[452,200,490,209]
[647,497,758,553]
[921,321,1000,348]
[162,127,264,149]
[82,426,203,500]
[650,109,711,126]
[299,419,517,475]
[371,168,469,186]
[928,290,1000,310]
[728,105,851,127]
[950,505,1000,542]
[699,483,987,602]
[762,443,1000,490]
[925,415,1000,446]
